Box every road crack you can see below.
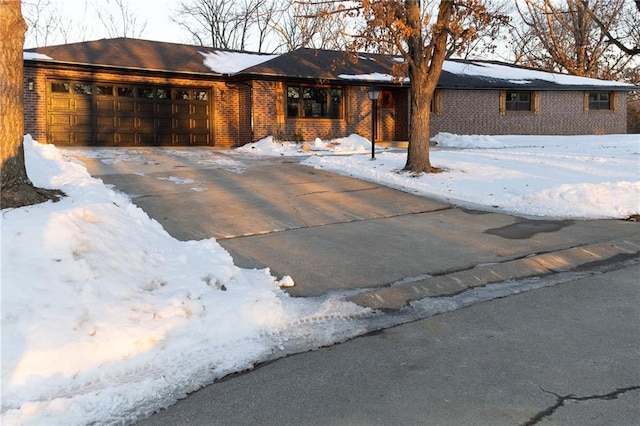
[521,385,640,426]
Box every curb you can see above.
[347,234,640,310]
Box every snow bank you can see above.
[1,136,371,424]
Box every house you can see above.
[22,38,637,148]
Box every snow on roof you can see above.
[443,61,635,87]
[337,72,409,83]
[341,58,634,88]
[23,51,52,60]
[200,50,279,75]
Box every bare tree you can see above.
[94,0,148,39]
[172,0,274,50]
[23,0,91,47]
[1,0,62,208]
[23,0,62,46]
[580,0,640,57]
[511,0,635,79]
[317,0,499,173]
[271,1,349,51]
[446,0,512,59]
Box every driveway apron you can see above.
[68,148,640,297]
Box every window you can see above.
[73,83,92,95]
[193,90,208,101]
[156,88,170,99]
[500,90,540,115]
[287,85,343,119]
[505,91,531,111]
[96,85,114,96]
[175,90,190,100]
[588,92,611,110]
[138,87,154,98]
[51,82,70,93]
[118,87,135,97]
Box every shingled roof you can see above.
[23,37,276,76]
[24,38,637,91]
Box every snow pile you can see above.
[432,132,506,149]
[239,132,638,220]
[1,137,371,424]
[235,134,375,156]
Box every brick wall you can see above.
[431,89,628,136]
[251,82,372,142]
[24,62,629,148]
[23,63,243,147]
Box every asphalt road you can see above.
[139,263,640,426]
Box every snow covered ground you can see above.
[2,132,639,425]
[239,133,640,219]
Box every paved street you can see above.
[139,264,640,426]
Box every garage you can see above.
[47,79,212,146]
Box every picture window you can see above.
[287,85,343,119]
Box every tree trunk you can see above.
[1,0,62,209]
[403,0,452,174]
[405,71,434,172]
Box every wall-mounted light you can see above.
[27,78,35,91]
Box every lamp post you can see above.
[367,85,380,160]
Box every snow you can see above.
[2,131,639,424]
[1,136,371,425]
[442,60,636,87]
[23,52,52,60]
[339,58,634,87]
[242,132,640,220]
[338,72,409,83]
[200,51,279,75]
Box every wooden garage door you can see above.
[47,80,211,146]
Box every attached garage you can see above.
[47,79,211,146]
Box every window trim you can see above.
[500,90,540,115]
[286,84,344,119]
[584,91,617,112]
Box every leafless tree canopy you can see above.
[171,0,349,52]
[510,0,638,79]
[22,0,146,47]
[94,0,148,38]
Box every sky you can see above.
[2,131,639,424]
[24,0,188,48]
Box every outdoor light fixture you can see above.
[367,86,380,160]
[27,78,35,91]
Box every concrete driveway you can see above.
[68,147,640,299]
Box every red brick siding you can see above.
[24,63,629,148]
[251,83,372,142]
[23,63,243,147]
